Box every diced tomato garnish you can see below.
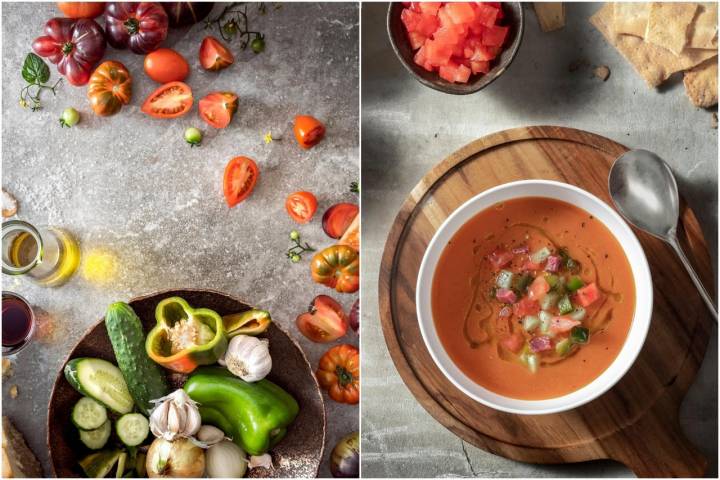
[513,298,540,317]
[496,288,517,304]
[417,1,442,15]
[523,259,544,271]
[575,282,602,307]
[527,276,550,301]
[425,39,454,66]
[413,46,434,71]
[482,24,509,46]
[487,248,513,271]
[500,332,524,354]
[434,26,465,46]
[445,2,477,25]
[550,316,581,334]
[474,2,500,26]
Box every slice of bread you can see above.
[2,417,42,478]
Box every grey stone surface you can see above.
[361,2,717,478]
[1,3,358,477]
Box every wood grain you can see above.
[378,126,714,477]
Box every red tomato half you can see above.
[322,203,359,239]
[296,295,349,343]
[285,191,318,224]
[199,92,238,129]
[199,36,234,71]
[223,156,259,208]
[141,81,193,119]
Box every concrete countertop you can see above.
[361,2,717,478]
[2,3,358,477]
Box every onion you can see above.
[206,440,247,478]
[330,432,359,478]
[146,437,205,478]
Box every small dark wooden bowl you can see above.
[48,289,325,478]
[387,2,524,95]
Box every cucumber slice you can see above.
[72,397,108,431]
[79,449,122,478]
[116,413,149,447]
[79,420,111,450]
[65,358,134,414]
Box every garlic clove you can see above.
[196,425,226,446]
[248,453,274,470]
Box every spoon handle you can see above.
[668,235,718,322]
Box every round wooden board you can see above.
[378,126,714,477]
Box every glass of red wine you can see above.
[2,291,35,356]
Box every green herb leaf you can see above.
[22,53,50,84]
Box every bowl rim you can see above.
[46,287,326,478]
[386,2,525,95]
[415,179,654,415]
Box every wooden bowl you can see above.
[386,2,524,95]
[47,288,326,478]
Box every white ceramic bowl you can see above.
[416,180,653,415]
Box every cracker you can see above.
[645,2,698,55]
[591,3,717,87]
[683,57,718,107]
[613,3,650,38]
[688,3,718,49]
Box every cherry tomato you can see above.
[223,156,259,208]
[296,295,348,343]
[199,36,234,71]
[144,48,189,83]
[198,92,238,129]
[293,115,325,149]
[285,191,318,224]
[322,203,359,239]
[57,2,105,18]
[141,81,193,119]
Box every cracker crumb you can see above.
[9,385,18,399]
[594,65,611,81]
[712,113,718,129]
[2,358,13,378]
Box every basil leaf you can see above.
[22,53,50,84]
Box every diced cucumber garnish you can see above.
[523,315,540,332]
[567,276,584,292]
[116,413,149,447]
[540,292,559,310]
[527,354,538,373]
[539,310,552,333]
[495,270,514,289]
[530,247,551,264]
[72,397,108,431]
[570,307,587,321]
[79,419,111,450]
[545,274,559,288]
[555,338,572,356]
[558,295,573,315]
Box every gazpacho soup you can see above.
[431,196,636,400]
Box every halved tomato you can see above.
[322,203,359,239]
[199,36,234,71]
[293,115,325,149]
[223,156,259,208]
[286,191,318,224]
[141,81,193,119]
[296,295,348,343]
[338,213,359,251]
[199,92,238,129]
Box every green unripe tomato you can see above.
[184,127,203,147]
[250,36,265,54]
[59,108,80,128]
[289,230,300,241]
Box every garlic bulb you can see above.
[149,389,202,441]
[220,335,272,382]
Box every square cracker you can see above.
[688,3,718,49]
[613,3,650,38]
[645,2,698,55]
[683,57,718,107]
[591,3,717,87]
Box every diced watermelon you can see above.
[482,24,508,46]
[500,332,525,354]
[474,2,499,26]
[445,2,476,25]
[401,8,440,37]
[470,60,490,74]
[527,276,550,301]
[575,283,601,307]
[413,46,434,71]
[417,1,442,15]
[514,298,540,317]
[408,31,427,50]
[425,39,453,67]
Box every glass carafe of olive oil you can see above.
[2,220,80,287]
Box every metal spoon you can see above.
[609,149,717,322]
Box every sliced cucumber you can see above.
[65,358,134,414]
[116,413,149,447]
[79,449,122,478]
[79,420,111,450]
[115,451,128,478]
[72,397,108,431]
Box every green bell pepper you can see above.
[184,366,299,456]
[145,297,227,373]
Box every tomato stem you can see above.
[124,17,140,35]
[286,233,315,262]
[335,366,354,387]
[61,42,74,55]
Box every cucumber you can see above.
[79,449,122,478]
[115,452,127,478]
[79,420,111,450]
[105,302,168,414]
[72,397,108,431]
[64,358,134,414]
[116,413,149,447]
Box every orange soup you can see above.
[431,197,635,400]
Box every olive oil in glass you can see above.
[2,220,80,287]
